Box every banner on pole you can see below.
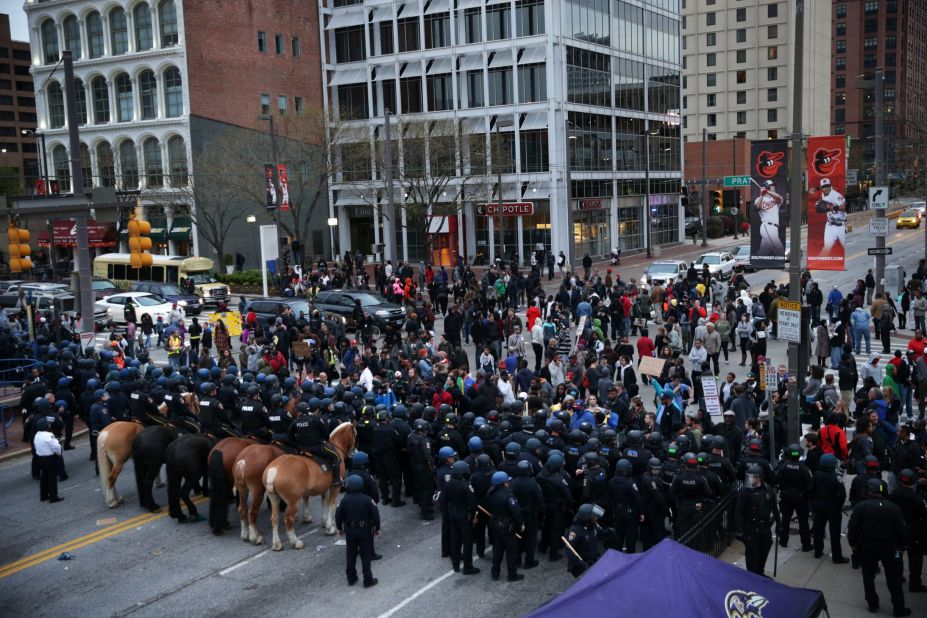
[277,163,290,212]
[749,140,788,270]
[264,164,278,210]
[806,136,847,270]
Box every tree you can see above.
[0,166,24,197]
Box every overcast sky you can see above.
[4,5,30,42]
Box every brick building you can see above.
[0,13,38,192]
[22,0,324,268]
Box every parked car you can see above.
[641,260,689,286]
[0,290,109,329]
[0,280,27,294]
[731,245,753,272]
[6,282,70,295]
[694,251,736,279]
[95,292,182,325]
[311,290,406,330]
[896,209,921,229]
[244,298,315,326]
[92,277,121,300]
[129,281,204,314]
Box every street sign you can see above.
[730,207,739,215]
[765,367,778,392]
[868,186,889,208]
[867,247,893,256]
[846,169,858,185]
[869,218,888,237]
[778,300,802,343]
[476,202,535,216]
[758,363,767,391]
[723,175,752,188]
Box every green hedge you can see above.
[217,270,264,286]
[706,216,726,238]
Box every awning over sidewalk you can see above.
[118,225,166,242]
[37,220,117,248]
[168,217,192,241]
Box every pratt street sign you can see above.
[723,175,752,188]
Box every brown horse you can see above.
[232,444,287,545]
[263,422,356,550]
[207,437,257,534]
[97,421,144,508]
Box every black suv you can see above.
[245,297,315,326]
[129,281,204,314]
[311,290,405,329]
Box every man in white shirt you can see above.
[497,371,516,404]
[33,418,63,503]
[814,178,847,254]
[358,362,374,392]
[753,179,785,257]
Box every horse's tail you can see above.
[98,429,112,497]
[208,449,228,533]
[131,436,147,509]
[166,449,183,520]
[232,458,246,498]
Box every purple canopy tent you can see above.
[523,539,826,618]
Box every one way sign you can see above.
[868,186,889,208]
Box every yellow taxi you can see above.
[896,209,921,229]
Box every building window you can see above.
[97,142,115,187]
[835,75,845,88]
[836,40,846,54]
[767,130,778,139]
[277,95,287,114]
[400,77,423,113]
[159,0,179,47]
[864,37,878,50]
[258,31,267,52]
[736,49,746,63]
[885,53,896,67]
[119,140,138,189]
[706,53,716,67]
[835,92,846,105]
[134,4,154,51]
[115,73,133,122]
[767,46,777,60]
[168,136,188,186]
[295,96,304,115]
[706,73,716,87]
[63,15,82,59]
[836,3,846,18]
[864,1,878,15]
[139,70,157,119]
[164,67,183,117]
[275,33,284,55]
[865,19,877,33]
[864,54,876,68]
[767,88,777,102]
[736,8,746,22]
[707,113,716,127]
[53,145,70,192]
[768,3,778,18]
[41,19,58,64]
[520,129,548,172]
[488,67,513,105]
[737,111,746,124]
[767,109,777,122]
[74,78,87,125]
[92,76,109,123]
[397,18,419,52]
[836,23,846,37]
[736,91,746,104]
[736,70,746,84]
[335,26,366,62]
[836,57,846,70]
[379,22,394,54]
[518,63,546,103]
[487,4,512,41]
[706,32,716,46]
[427,73,453,111]
[110,8,128,55]
[736,29,746,43]
[767,25,777,39]
[706,12,715,26]
[682,95,686,109]
[707,93,716,107]
[337,84,367,119]
[463,8,481,43]
[834,109,845,122]
[87,12,104,58]
[516,0,545,37]
[425,14,450,49]
[292,37,301,57]
[767,67,777,81]
[466,70,483,107]
[143,138,163,187]
[885,35,896,49]
[47,82,65,128]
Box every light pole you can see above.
[257,114,279,165]
[22,129,48,189]
[327,216,338,263]
[645,120,652,258]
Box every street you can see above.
[1,220,926,617]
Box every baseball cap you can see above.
[819,178,832,188]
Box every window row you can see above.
[257,31,302,57]
[49,136,188,193]
[39,0,178,65]
[566,0,681,65]
[45,66,183,129]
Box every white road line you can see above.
[375,569,456,618]
[218,526,319,576]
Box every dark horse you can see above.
[132,425,182,513]
[207,437,257,536]
[166,434,212,523]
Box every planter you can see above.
[225,265,234,274]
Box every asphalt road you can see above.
[1,221,925,617]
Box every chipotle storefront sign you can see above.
[476,202,535,216]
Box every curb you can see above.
[0,428,89,464]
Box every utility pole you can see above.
[495,123,504,261]
[382,109,397,265]
[785,0,807,444]
[701,127,708,247]
[873,68,886,296]
[645,120,652,258]
[62,51,94,335]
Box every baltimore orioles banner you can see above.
[806,136,847,270]
[749,140,788,269]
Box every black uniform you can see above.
[335,490,381,586]
[406,431,435,518]
[486,485,523,581]
[670,469,711,536]
[440,477,478,572]
[197,396,233,436]
[891,485,927,591]
[775,459,813,550]
[608,475,642,552]
[564,520,605,577]
[735,483,780,575]
[163,392,199,434]
[638,470,668,550]
[811,469,847,561]
[371,421,404,504]
[848,496,908,614]
[537,467,573,560]
[239,400,272,441]
[510,472,545,567]
[128,390,162,426]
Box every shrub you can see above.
[706,216,726,238]
[217,270,263,286]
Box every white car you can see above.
[95,292,183,325]
[642,260,689,286]
[695,251,736,279]
[731,245,753,272]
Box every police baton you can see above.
[477,504,522,540]
[560,535,584,564]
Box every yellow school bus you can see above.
[93,253,230,305]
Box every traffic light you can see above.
[712,190,723,213]
[127,209,153,268]
[7,220,32,273]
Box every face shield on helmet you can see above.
[590,504,605,520]
[744,472,762,488]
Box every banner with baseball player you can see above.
[749,140,788,269]
[806,136,848,270]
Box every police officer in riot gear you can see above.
[609,459,643,553]
[775,443,813,552]
[736,463,780,576]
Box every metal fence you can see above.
[675,489,738,558]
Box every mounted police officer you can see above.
[238,385,272,442]
[197,382,237,439]
[289,400,342,486]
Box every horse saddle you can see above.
[295,450,334,471]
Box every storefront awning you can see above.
[38,220,117,248]
[118,225,166,242]
[168,217,192,241]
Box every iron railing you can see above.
[675,489,738,558]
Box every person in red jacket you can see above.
[432,383,453,409]
[636,334,656,361]
[907,330,926,363]
[817,413,848,462]
[525,301,541,332]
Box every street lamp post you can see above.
[328,217,338,262]
[23,128,55,272]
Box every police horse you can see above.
[263,422,355,550]
[97,421,145,508]
[231,443,286,545]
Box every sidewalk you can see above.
[0,398,87,462]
